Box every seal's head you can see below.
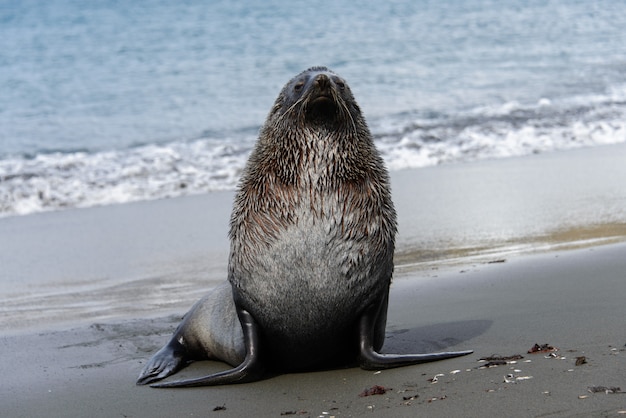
[267,66,362,130]
[246,66,381,186]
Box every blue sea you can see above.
[2,0,626,217]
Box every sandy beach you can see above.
[1,143,626,417]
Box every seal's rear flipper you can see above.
[357,302,473,370]
[149,308,264,388]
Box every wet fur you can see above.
[137,67,471,387]
[228,67,396,369]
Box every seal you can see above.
[137,66,472,387]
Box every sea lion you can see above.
[137,66,472,387]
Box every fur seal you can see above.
[137,66,472,387]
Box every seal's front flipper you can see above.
[136,337,188,385]
[149,308,264,388]
[357,301,473,370]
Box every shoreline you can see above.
[1,143,626,416]
[2,143,626,334]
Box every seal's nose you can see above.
[315,73,330,89]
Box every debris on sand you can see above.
[477,354,524,368]
[503,373,533,383]
[359,385,391,397]
[575,356,587,366]
[280,410,308,416]
[587,386,624,394]
[479,354,524,362]
[427,373,445,383]
[479,360,507,368]
[528,343,558,354]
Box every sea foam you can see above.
[1,88,626,218]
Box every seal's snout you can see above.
[306,72,338,121]
[315,73,331,90]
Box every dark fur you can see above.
[228,66,396,370]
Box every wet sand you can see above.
[1,143,626,417]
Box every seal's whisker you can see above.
[274,94,307,126]
[334,90,357,136]
[343,101,358,135]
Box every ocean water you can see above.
[2,0,626,217]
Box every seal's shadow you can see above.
[383,320,491,354]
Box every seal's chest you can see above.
[300,131,343,183]
[262,206,349,275]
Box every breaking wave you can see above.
[1,86,625,218]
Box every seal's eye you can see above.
[335,79,346,90]
[294,82,304,92]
